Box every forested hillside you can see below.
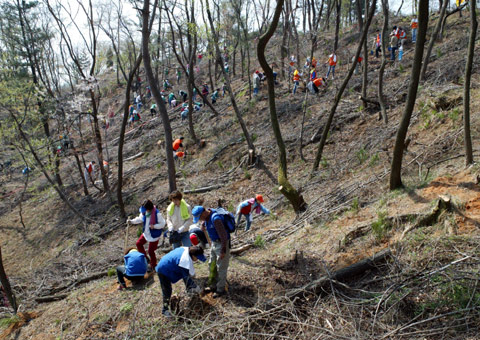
[0,0,479,339]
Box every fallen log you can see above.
[45,270,109,296]
[35,294,68,303]
[183,184,223,194]
[231,244,253,255]
[124,152,144,162]
[359,95,380,107]
[285,248,392,300]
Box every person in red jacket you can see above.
[235,194,271,231]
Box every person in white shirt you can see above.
[166,190,193,249]
[128,199,166,270]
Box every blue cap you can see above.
[196,254,207,262]
[192,206,205,223]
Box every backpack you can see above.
[213,208,236,233]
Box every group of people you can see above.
[117,191,271,317]
[373,16,417,62]
[83,160,110,185]
[291,52,334,95]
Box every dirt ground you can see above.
[1,13,480,340]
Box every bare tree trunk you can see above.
[390,0,429,190]
[361,0,369,100]
[312,0,377,172]
[73,148,89,196]
[9,110,90,222]
[258,0,307,213]
[378,0,389,124]
[0,247,17,313]
[420,0,448,81]
[205,1,257,161]
[396,0,404,16]
[334,0,342,51]
[464,1,477,165]
[117,54,142,218]
[141,0,177,192]
[299,91,309,162]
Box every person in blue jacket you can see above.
[117,248,148,290]
[156,246,206,317]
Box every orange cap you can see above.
[255,194,264,203]
[176,151,185,158]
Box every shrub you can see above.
[254,235,265,248]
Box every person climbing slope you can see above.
[128,199,166,271]
[236,194,271,232]
[325,51,337,80]
[292,69,301,95]
[84,161,96,184]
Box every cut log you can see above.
[231,244,253,255]
[124,152,144,162]
[284,248,392,300]
[359,96,380,107]
[183,184,223,194]
[35,294,68,303]
[45,270,109,296]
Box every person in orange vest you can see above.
[307,77,326,94]
[292,69,301,95]
[325,51,337,80]
[173,137,185,160]
[84,161,96,184]
[174,151,185,161]
[373,30,381,58]
[411,15,418,43]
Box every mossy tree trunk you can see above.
[257,0,306,213]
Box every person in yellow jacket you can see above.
[166,190,193,249]
[292,69,301,95]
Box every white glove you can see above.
[178,226,185,233]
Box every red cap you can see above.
[255,194,264,203]
[190,233,199,246]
